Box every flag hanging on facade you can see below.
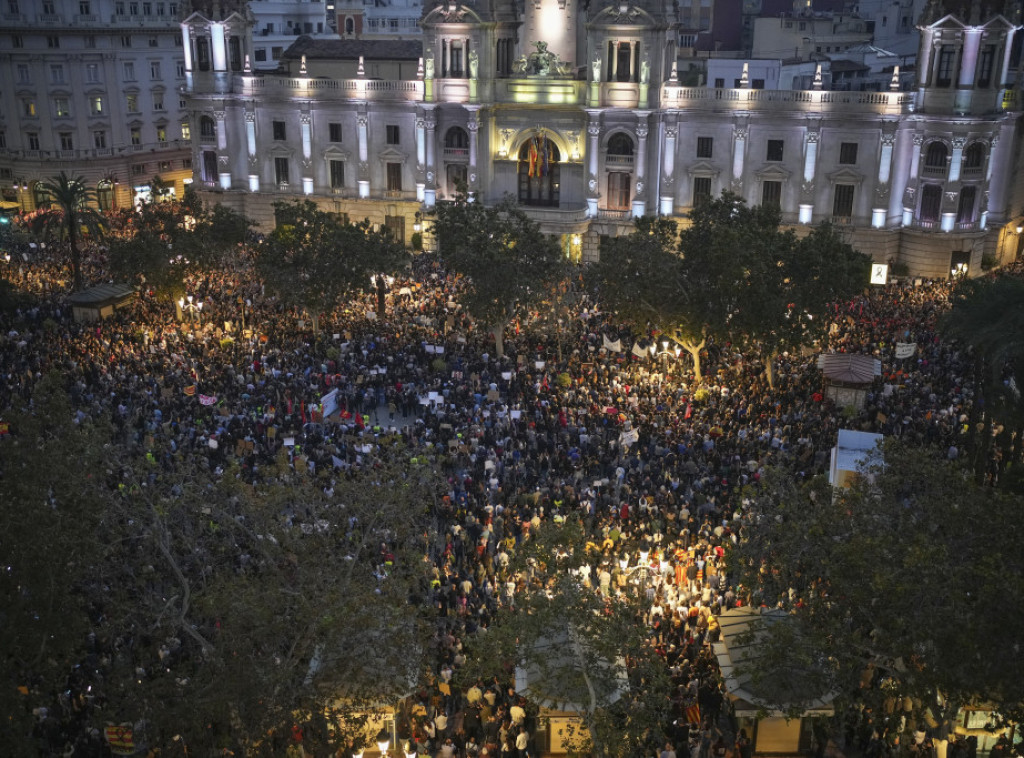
[529,132,550,178]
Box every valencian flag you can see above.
[528,131,552,178]
[684,701,702,725]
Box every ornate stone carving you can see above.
[300,113,311,125]
[800,180,814,199]
[588,178,598,192]
[587,123,601,137]
[733,126,747,140]
[357,115,368,128]
[636,124,648,140]
[944,191,958,202]
[244,111,255,123]
[416,118,426,130]
[213,110,226,121]
[805,132,820,144]
[951,136,967,149]
[913,133,925,146]
[880,133,896,146]
[466,119,479,132]
[665,125,678,139]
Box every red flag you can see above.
[684,403,692,419]
[685,702,701,724]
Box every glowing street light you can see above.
[178,294,204,323]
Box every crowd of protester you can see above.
[0,237,1006,758]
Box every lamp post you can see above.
[178,294,203,323]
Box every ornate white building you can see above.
[183,0,1024,277]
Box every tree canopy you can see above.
[941,274,1024,486]
[459,520,671,758]
[107,192,250,297]
[593,196,870,384]
[255,200,407,335]
[29,172,106,291]
[728,441,1024,730]
[432,195,567,356]
[0,374,438,755]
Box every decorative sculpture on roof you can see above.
[517,41,574,77]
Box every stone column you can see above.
[660,122,677,216]
[357,110,369,199]
[586,112,601,217]
[424,108,437,207]
[632,118,648,217]
[467,108,480,201]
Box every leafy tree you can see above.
[729,441,1024,734]
[1,373,438,755]
[459,520,671,758]
[29,172,106,291]
[107,193,250,298]
[256,200,407,335]
[941,274,1024,485]
[432,194,566,356]
[733,221,871,387]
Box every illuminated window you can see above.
[517,138,561,207]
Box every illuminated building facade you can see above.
[184,0,1024,276]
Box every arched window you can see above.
[607,132,635,157]
[444,126,469,151]
[924,141,948,169]
[344,17,354,35]
[97,179,114,211]
[199,116,216,139]
[518,137,560,207]
[963,142,985,171]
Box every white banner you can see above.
[321,388,339,418]
[895,342,916,359]
[632,343,648,359]
[603,335,622,352]
[619,428,639,447]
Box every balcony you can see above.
[961,166,984,179]
[661,86,912,116]
[920,164,946,178]
[35,12,64,24]
[442,147,469,161]
[234,75,424,103]
[383,189,416,200]
[604,154,635,169]
[597,209,633,221]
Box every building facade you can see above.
[184,0,1024,277]
[0,0,194,210]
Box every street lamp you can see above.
[377,737,390,755]
[178,294,203,323]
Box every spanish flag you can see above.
[183,385,196,396]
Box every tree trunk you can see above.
[765,350,779,390]
[686,345,703,384]
[68,216,83,291]
[491,322,505,358]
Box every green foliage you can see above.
[256,200,407,334]
[107,195,250,298]
[730,441,1024,728]
[941,275,1024,483]
[30,172,107,291]
[557,372,572,387]
[460,520,671,758]
[432,194,566,355]
[410,231,423,251]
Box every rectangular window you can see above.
[956,186,976,223]
[254,48,267,62]
[832,183,855,219]
[766,139,784,162]
[176,61,185,78]
[16,64,29,84]
[28,133,40,150]
[123,62,135,80]
[93,130,106,148]
[121,35,132,48]
[386,162,402,192]
[130,128,142,145]
[202,151,217,182]
[12,34,23,48]
[761,180,782,209]
[153,93,164,111]
[329,122,342,142]
[90,96,104,115]
[384,214,405,244]
[182,157,191,169]
[150,61,161,79]
[607,172,631,210]
[159,160,172,171]
[714,78,725,88]
[156,1,164,14]
[50,64,65,84]
[53,97,70,117]
[272,121,286,141]
[8,0,18,12]
[84,35,95,48]
[977,45,995,88]
[115,0,124,13]
[79,0,90,13]
[142,1,151,14]
[329,159,345,189]
[47,36,59,48]
[275,156,289,185]
[156,127,166,142]
[752,78,765,89]
[0,132,5,149]
[148,37,158,48]
[86,63,100,83]
[920,184,942,222]
[126,94,139,112]
[23,99,36,117]
[936,46,954,87]
[59,133,74,150]
[132,163,146,176]
[129,0,138,13]
[386,125,400,145]
[271,46,283,60]
[693,176,712,206]
[181,121,190,141]
[696,137,713,159]
[839,142,858,165]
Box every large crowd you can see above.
[0,237,1002,758]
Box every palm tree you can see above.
[31,172,106,291]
